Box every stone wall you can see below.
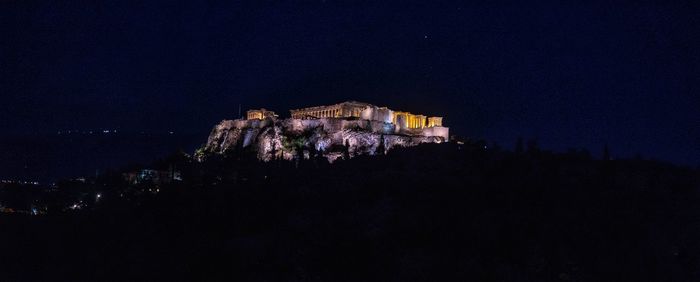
[420,126,450,140]
[360,106,394,124]
[200,117,448,162]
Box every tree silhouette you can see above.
[376,135,386,156]
[526,139,539,154]
[603,143,611,161]
[343,139,351,160]
[515,137,524,154]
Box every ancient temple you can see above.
[239,101,448,140]
[289,101,443,130]
[246,108,278,120]
[289,101,370,119]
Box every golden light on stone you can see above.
[204,101,449,161]
[290,101,368,120]
[427,117,442,127]
[289,101,443,130]
[246,109,278,120]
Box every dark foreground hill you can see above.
[0,143,698,281]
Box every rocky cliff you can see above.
[198,118,446,162]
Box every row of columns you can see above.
[393,113,427,129]
[247,111,263,120]
[427,117,443,127]
[290,107,441,128]
[407,115,425,129]
[293,107,341,119]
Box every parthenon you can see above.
[288,101,443,129]
[290,101,369,120]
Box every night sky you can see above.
[2,1,698,165]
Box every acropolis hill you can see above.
[200,101,449,162]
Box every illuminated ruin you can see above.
[204,101,449,161]
[289,101,445,131]
[246,108,278,120]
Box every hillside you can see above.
[1,142,698,281]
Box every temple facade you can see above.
[246,108,278,120]
[290,101,443,130]
[289,101,370,119]
[427,117,443,127]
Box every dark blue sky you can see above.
[1,1,698,165]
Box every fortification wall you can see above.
[421,126,450,140]
[360,106,393,124]
[201,117,448,162]
[282,118,396,135]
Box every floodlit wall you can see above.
[361,106,394,124]
[247,109,277,120]
[252,101,447,140]
[284,118,396,135]
[203,117,449,162]
[421,126,449,140]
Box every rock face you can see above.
[199,118,446,162]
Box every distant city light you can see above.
[1,180,39,185]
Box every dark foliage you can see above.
[0,142,698,281]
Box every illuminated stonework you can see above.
[392,111,427,129]
[290,101,445,132]
[202,102,449,162]
[427,117,442,127]
[246,108,278,120]
[290,101,370,119]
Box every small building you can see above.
[246,108,278,120]
[427,117,443,127]
[123,169,181,185]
